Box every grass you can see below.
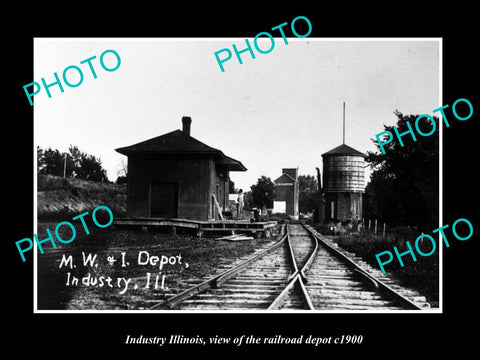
[328,231,439,306]
[37,174,126,220]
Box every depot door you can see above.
[150,182,178,218]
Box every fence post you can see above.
[374,219,378,237]
[383,223,386,238]
[368,219,371,230]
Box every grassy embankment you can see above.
[37,174,127,220]
[326,229,439,306]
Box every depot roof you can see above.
[116,129,247,172]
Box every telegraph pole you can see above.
[63,154,67,179]
[343,101,346,145]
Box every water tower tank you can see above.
[321,144,365,224]
[322,144,365,193]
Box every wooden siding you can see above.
[325,192,363,223]
[323,155,365,193]
[127,155,211,220]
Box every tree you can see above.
[115,159,128,184]
[250,176,275,209]
[298,175,319,213]
[365,110,439,231]
[363,171,395,222]
[37,147,74,177]
[116,176,127,185]
[68,145,83,172]
[37,146,44,171]
[38,145,108,182]
[77,154,108,182]
[243,190,254,211]
[228,179,235,194]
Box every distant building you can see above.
[273,168,299,220]
[321,144,365,224]
[115,116,246,221]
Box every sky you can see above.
[34,38,440,190]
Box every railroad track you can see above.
[149,223,430,311]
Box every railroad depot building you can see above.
[273,168,299,220]
[115,116,246,221]
[321,143,365,224]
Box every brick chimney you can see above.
[182,116,192,136]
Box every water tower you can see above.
[321,103,366,224]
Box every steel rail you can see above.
[149,231,288,310]
[303,224,422,310]
[297,276,315,310]
[267,274,315,310]
[299,224,319,282]
[285,225,301,282]
[268,224,317,310]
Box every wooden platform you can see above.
[112,217,278,238]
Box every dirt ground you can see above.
[36,222,280,310]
